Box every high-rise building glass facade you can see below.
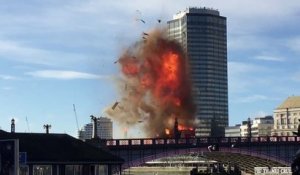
[78,117,113,140]
[167,7,228,137]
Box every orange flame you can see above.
[165,128,170,135]
[114,29,196,137]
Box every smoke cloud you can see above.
[106,28,195,138]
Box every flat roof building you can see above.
[225,125,241,137]
[0,130,123,175]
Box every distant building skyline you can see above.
[0,1,300,138]
[78,117,113,140]
[225,124,240,137]
[167,7,228,137]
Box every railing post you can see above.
[128,139,132,146]
[116,140,120,146]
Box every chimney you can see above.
[90,115,98,139]
[11,118,15,133]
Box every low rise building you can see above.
[272,96,300,136]
[251,116,273,137]
[240,121,250,137]
[225,125,241,137]
[0,130,123,175]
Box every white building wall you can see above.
[272,108,300,136]
[78,117,113,140]
[225,126,240,137]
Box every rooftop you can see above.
[276,96,300,109]
[0,130,123,164]
[173,7,219,19]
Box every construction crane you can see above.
[73,104,80,131]
[26,116,30,132]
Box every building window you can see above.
[20,166,29,175]
[65,165,82,175]
[95,165,108,175]
[33,165,52,175]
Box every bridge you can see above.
[97,136,300,174]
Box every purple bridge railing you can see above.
[105,136,300,147]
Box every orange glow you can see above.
[140,74,152,88]
[122,62,139,75]
[178,125,185,131]
[117,29,196,137]
[162,52,179,83]
[165,128,170,135]
[153,52,181,107]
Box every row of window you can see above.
[276,112,300,117]
[187,15,226,25]
[187,30,226,37]
[191,73,227,79]
[187,21,226,28]
[187,37,226,44]
[276,118,299,125]
[187,41,226,48]
[189,57,227,63]
[193,80,227,86]
[193,88,228,95]
[188,51,227,57]
[192,87,228,93]
[187,25,226,33]
[191,68,227,74]
[274,125,298,129]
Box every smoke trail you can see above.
[106,28,195,137]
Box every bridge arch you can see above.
[122,147,290,170]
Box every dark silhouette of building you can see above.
[0,130,123,175]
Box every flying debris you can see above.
[106,28,196,137]
[112,101,119,110]
[114,59,119,64]
[140,19,145,23]
[157,19,161,23]
[118,105,124,110]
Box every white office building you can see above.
[225,125,241,137]
[78,117,113,140]
[251,116,273,137]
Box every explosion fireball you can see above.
[106,28,195,137]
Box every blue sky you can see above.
[1,0,300,138]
